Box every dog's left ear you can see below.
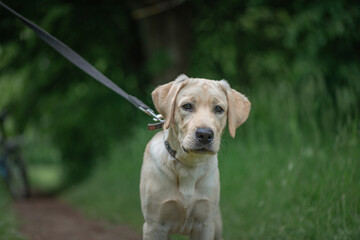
[152,74,189,129]
[220,80,251,138]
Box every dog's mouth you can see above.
[182,146,215,155]
[194,148,209,154]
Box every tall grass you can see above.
[64,80,360,239]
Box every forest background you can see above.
[0,0,359,239]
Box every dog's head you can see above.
[152,74,250,162]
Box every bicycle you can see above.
[0,110,31,199]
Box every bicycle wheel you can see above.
[4,153,31,199]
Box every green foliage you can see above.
[0,0,152,185]
[190,0,360,128]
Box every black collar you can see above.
[164,140,178,160]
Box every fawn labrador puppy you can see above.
[140,74,250,240]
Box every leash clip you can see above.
[138,107,165,131]
[152,114,164,122]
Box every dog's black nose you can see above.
[195,128,214,145]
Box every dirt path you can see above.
[13,197,141,240]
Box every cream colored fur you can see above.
[140,75,250,239]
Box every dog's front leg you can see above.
[190,221,215,240]
[143,222,170,240]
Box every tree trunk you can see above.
[129,0,193,84]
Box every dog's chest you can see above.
[176,165,203,204]
[160,164,215,234]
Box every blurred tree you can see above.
[190,0,360,128]
[0,0,149,185]
[128,0,193,84]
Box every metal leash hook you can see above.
[138,107,164,131]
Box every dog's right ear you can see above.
[152,74,189,129]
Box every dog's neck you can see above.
[163,128,215,165]
[164,140,178,161]
[163,128,181,161]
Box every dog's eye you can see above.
[214,106,224,113]
[182,103,193,112]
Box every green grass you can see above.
[63,81,360,239]
[219,129,360,239]
[0,185,25,240]
[63,120,360,239]
[63,128,150,229]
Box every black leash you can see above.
[0,1,164,130]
